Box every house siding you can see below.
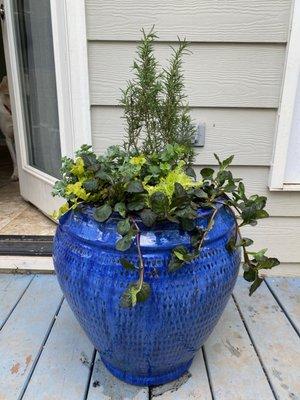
[85,0,300,267]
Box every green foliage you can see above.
[52,28,280,307]
[121,27,195,160]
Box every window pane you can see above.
[13,0,61,178]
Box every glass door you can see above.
[13,0,62,179]
[1,0,91,216]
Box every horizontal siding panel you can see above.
[91,106,276,166]
[86,0,291,43]
[242,218,300,263]
[88,42,285,108]
[209,166,300,217]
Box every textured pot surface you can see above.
[53,205,240,386]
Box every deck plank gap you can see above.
[0,275,35,332]
[231,293,278,400]
[19,296,64,400]
[264,280,300,337]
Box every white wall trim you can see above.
[269,0,300,191]
[50,0,92,157]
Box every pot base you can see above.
[101,356,193,387]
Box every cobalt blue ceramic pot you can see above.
[53,204,240,386]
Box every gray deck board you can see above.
[22,300,94,400]
[86,352,149,400]
[0,274,299,400]
[204,297,275,400]
[151,350,212,399]
[266,277,300,335]
[0,274,33,328]
[233,278,300,400]
[0,275,63,400]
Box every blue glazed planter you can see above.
[53,204,240,386]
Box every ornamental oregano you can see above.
[52,29,279,307]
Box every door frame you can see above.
[269,0,300,191]
[1,0,91,214]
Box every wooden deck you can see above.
[0,274,299,400]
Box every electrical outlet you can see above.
[192,122,205,147]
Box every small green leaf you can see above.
[137,282,151,302]
[114,202,126,217]
[117,218,131,236]
[119,258,135,270]
[243,268,256,282]
[120,282,151,307]
[185,166,196,179]
[127,198,146,211]
[126,180,145,193]
[255,210,269,219]
[200,168,214,179]
[241,238,254,247]
[213,153,222,165]
[150,191,169,215]
[258,257,280,270]
[180,218,196,232]
[116,234,133,251]
[249,275,263,296]
[94,204,112,222]
[83,178,98,192]
[168,255,185,272]
[226,237,236,252]
[222,155,234,169]
[140,209,157,227]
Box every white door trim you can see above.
[269,0,300,191]
[1,0,91,214]
[50,0,92,157]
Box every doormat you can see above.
[0,235,53,256]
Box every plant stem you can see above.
[198,207,218,253]
[131,217,145,291]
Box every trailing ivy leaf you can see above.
[136,282,151,303]
[140,209,157,227]
[150,191,169,215]
[173,245,194,262]
[190,228,204,247]
[193,188,208,199]
[185,165,197,179]
[243,268,256,282]
[127,197,146,211]
[175,205,197,220]
[168,254,185,272]
[240,238,254,247]
[95,170,113,183]
[94,204,112,222]
[249,274,263,296]
[200,167,214,179]
[180,218,196,232]
[117,218,131,236]
[126,180,145,193]
[114,202,126,218]
[83,178,98,193]
[255,210,269,219]
[248,248,268,262]
[226,237,236,252]
[120,282,151,307]
[257,257,280,270]
[116,233,134,251]
[119,258,135,270]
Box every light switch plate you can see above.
[192,122,205,147]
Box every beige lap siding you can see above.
[85,0,300,267]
